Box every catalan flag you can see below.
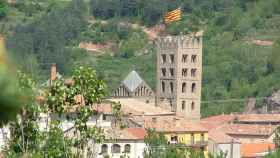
[164,7,182,24]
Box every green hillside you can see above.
[2,0,280,117]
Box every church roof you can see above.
[122,71,143,92]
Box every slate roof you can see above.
[122,71,143,92]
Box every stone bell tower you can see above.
[155,32,203,121]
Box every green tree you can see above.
[0,0,8,20]
[0,37,22,127]
[268,40,280,73]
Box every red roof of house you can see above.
[208,129,238,144]
[241,143,275,158]
[201,114,237,130]
[126,128,147,140]
[217,124,277,136]
[140,116,208,133]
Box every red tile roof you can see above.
[236,114,280,123]
[138,116,207,133]
[217,124,277,136]
[241,143,275,158]
[126,128,147,140]
[201,114,237,130]
[105,128,146,140]
[209,129,239,144]
[109,98,174,116]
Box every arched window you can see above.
[101,144,108,154]
[191,55,197,63]
[162,68,166,77]
[191,102,195,110]
[170,82,174,93]
[112,144,121,153]
[170,68,174,76]
[182,68,188,77]
[191,83,196,93]
[161,54,166,63]
[191,69,197,77]
[162,81,165,92]
[182,82,186,93]
[124,144,131,153]
[182,101,186,110]
[182,54,188,63]
[170,54,174,63]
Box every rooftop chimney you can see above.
[50,63,57,85]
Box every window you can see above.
[182,82,186,93]
[191,55,197,63]
[191,102,195,110]
[112,144,121,153]
[124,144,131,153]
[182,69,188,77]
[161,68,166,76]
[191,134,194,145]
[101,144,108,154]
[170,68,174,76]
[201,134,205,143]
[152,117,157,123]
[191,69,197,77]
[170,136,178,144]
[191,83,196,93]
[182,101,186,110]
[162,81,165,92]
[182,55,188,63]
[170,54,174,63]
[102,114,106,121]
[170,82,174,93]
[161,54,166,63]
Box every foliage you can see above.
[265,148,280,158]
[43,120,73,158]
[6,66,122,157]
[6,71,42,157]
[144,129,208,158]
[273,126,280,147]
[0,37,21,127]
[0,0,8,20]
[7,0,87,77]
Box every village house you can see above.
[97,128,147,158]
[202,114,280,158]
[208,129,241,158]
[128,115,209,157]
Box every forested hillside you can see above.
[1,0,280,117]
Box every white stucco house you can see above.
[208,130,241,158]
[96,128,147,158]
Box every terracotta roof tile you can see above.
[105,128,146,140]
[136,116,207,133]
[126,128,147,139]
[218,124,277,136]
[108,98,174,116]
[241,143,275,157]
[208,129,238,144]
[236,114,280,123]
[201,114,237,130]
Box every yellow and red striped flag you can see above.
[164,7,182,24]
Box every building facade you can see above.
[156,32,203,121]
[97,128,147,158]
[142,116,209,157]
